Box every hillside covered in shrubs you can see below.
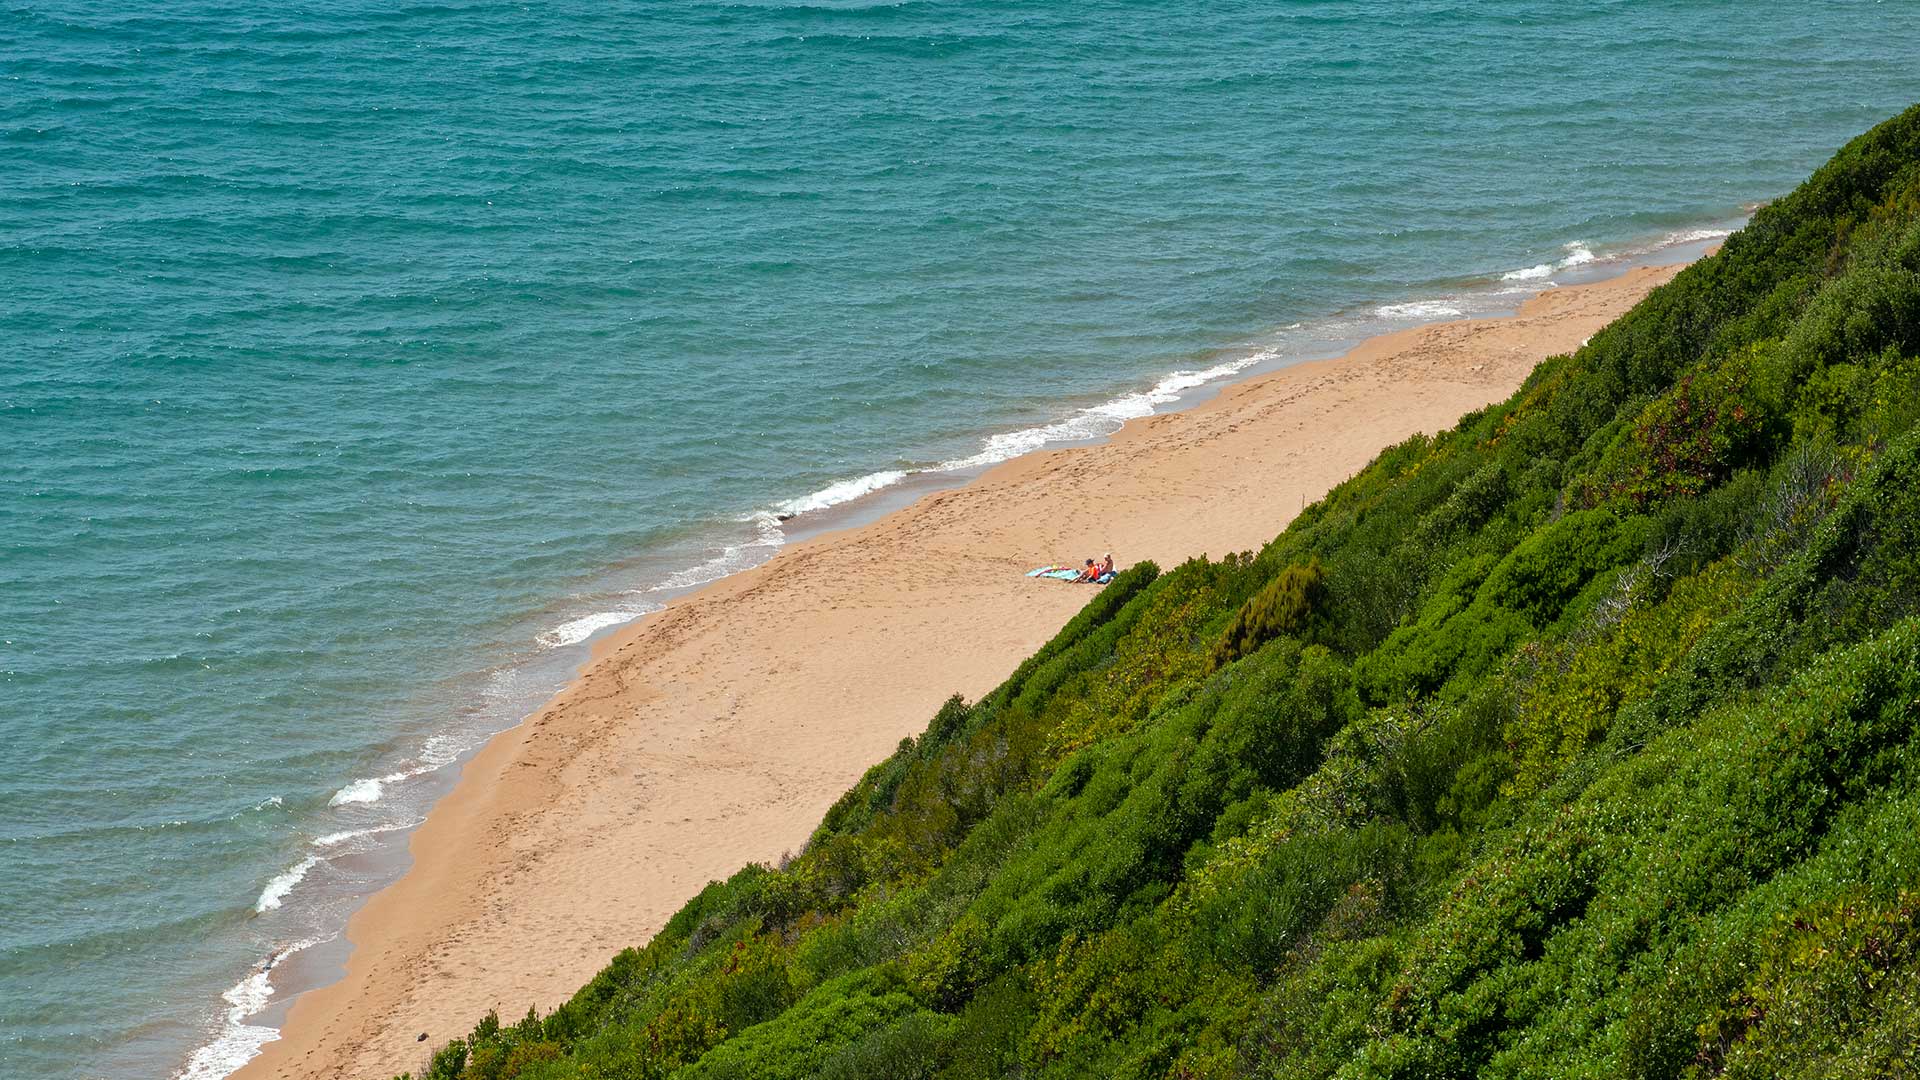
[402,105,1920,1080]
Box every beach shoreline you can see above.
[230,258,1692,1080]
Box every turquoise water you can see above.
[3,2,1918,1076]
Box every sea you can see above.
[4,1,1919,1077]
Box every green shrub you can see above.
[1577,351,1775,507]
[1210,559,1327,670]
[1703,891,1920,1079]
[1502,559,1751,797]
[674,972,922,1080]
[812,1011,957,1080]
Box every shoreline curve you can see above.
[230,257,1694,1080]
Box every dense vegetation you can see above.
[401,106,1920,1080]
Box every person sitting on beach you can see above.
[1099,553,1114,578]
[1075,558,1101,583]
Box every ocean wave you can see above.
[1500,262,1554,282]
[1656,226,1733,247]
[326,777,386,806]
[1373,299,1467,320]
[325,753,456,808]
[253,855,322,913]
[645,512,786,593]
[173,936,330,1080]
[1500,239,1596,282]
[939,353,1270,472]
[536,607,658,649]
[312,820,420,848]
[1558,240,1596,267]
[418,728,472,771]
[774,469,910,517]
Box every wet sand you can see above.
[236,261,1686,1080]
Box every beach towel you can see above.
[1027,566,1110,582]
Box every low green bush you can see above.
[1210,558,1327,670]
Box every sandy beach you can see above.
[235,261,1686,1080]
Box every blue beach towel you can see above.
[1026,566,1108,582]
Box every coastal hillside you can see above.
[399,105,1920,1080]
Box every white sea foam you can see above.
[326,757,447,807]
[418,728,471,770]
[537,607,658,649]
[1501,262,1554,282]
[647,512,786,593]
[1558,239,1596,267]
[313,820,420,848]
[1504,227,1730,285]
[1373,299,1467,320]
[939,353,1270,472]
[774,469,911,517]
[173,936,329,1080]
[253,855,322,913]
[1500,239,1598,283]
[327,777,386,806]
[1658,226,1733,247]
